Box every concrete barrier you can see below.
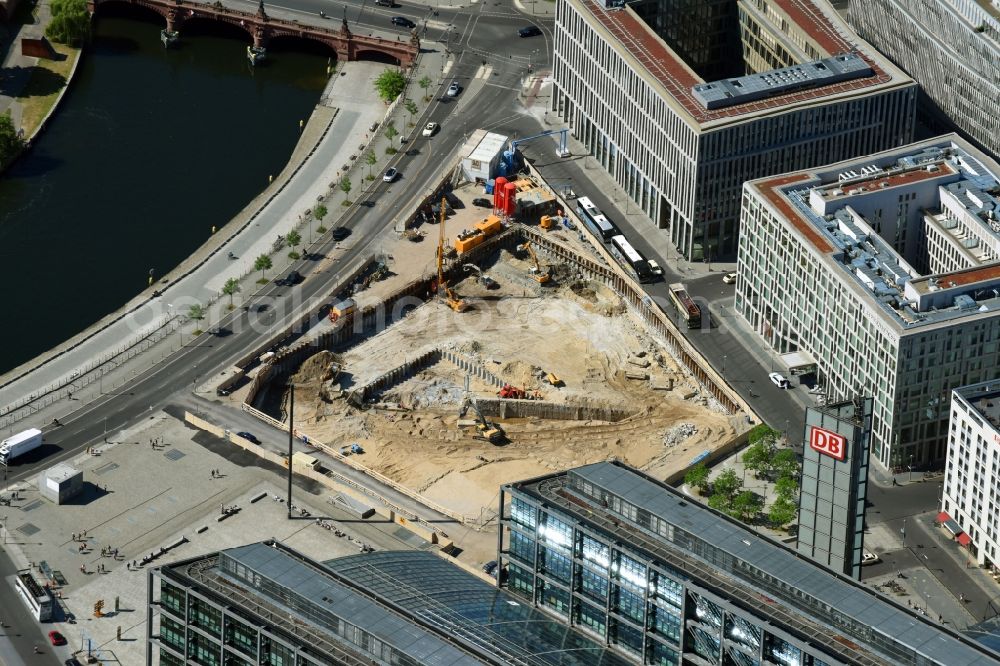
[476,398,634,422]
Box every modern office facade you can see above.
[500,461,1000,665]
[737,135,1000,471]
[941,380,1000,568]
[551,0,916,260]
[848,0,1000,160]
[796,397,873,579]
[146,541,629,666]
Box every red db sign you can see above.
[810,427,846,461]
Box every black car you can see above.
[391,16,415,28]
[66,660,83,666]
[236,431,260,444]
[331,227,352,241]
[482,560,498,575]
[518,25,541,37]
[275,270,303,286]
[472,197,493,208]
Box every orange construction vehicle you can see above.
[436,199,468,312]
[516,241,551,284]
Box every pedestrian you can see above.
[132,560,137,569]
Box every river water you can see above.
[0,7,329,375]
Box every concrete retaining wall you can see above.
[439,350,506,388]
[476,398,634,422]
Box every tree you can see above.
[187,303,205,334]
[254,254,273,281]
[0,112,24,169]
[314,204,328,234]
[339,176,352,205]
[286,229,302,259]
[365,150,377,180]
[47,0,90,46]
[742,441,772,478]
[404,98,418,127]
[707,491,731,515]
[772,449,799,480]
[731,491,764,523]
[221,277,241,309]
[768,497,797,529]
[712,468,742,501]
[684,463,710,495]
[418,75,432,101]
[374,68,406,103]
[748,424,781,447]
[384,122,399,154]
[774,475,798,501]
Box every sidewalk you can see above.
[0,44,452,433]
[0,0,52,130]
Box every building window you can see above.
[507,563,534,598]
[511,498,537,528]
[539,580,571,617]
[576,599,608,637]
[539,547,573,584]
[510,529,536,564]
[190,599,222,637]
[160,615,186,652]
[578,567,609,602]
[224,617,258,659]
[160,581,186,616]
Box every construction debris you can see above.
[663,423,698,447]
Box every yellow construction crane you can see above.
[437,197,468,311]
[516,241,551,284]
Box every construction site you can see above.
[231,137,752,524]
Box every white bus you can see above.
[609,234,653,283]
[575,196,618,241]
[15,571,52,621]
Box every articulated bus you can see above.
[15,571,52,621]
[575,196,618,241]
[668,282,702,328]
[609,235,653,283]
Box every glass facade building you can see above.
[146,541,627,665]
[499,461,1000,665]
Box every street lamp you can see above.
[909,454,914,483]
[722,355,727,374]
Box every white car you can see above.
[422,122,439,137]
[768,372,790,389]
[383,167,398,182]
[648,260,663,276]
[722,271,738,284]
[447,81,461,97]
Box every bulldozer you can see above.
[459,396,505,445]
[516,241,551,284]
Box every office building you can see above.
[941,380,1000,568]
[146,540,627,665]
[551,0,916,260]
[500,460,1000,665]
[737,135,1000,471]
[797,397,873,579]
[848,0,1000,160]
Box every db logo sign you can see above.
[810,427,846,461]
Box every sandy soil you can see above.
[278,183,744,519]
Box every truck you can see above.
[0,428,43,465]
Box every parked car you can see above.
[236,431,260,444]
[65,660,83,666]
[861,551,881,566]
[768,372,790,389]
[722,271,738,284]
[331,227,351,241]
[391,16,415,28]
[383,167,399,182]
[518,25,542,37]
[648,259,664,276]
[422,121,439,137]
[48,631,67,646]
[446,81,461,97]
[374,0,393,5]
[472,197,493,208]
[482,560,498,575]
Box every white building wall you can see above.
[554,0,916,260]
[943,385,1000,566]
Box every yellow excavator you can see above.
[516,241,551,284]
[437,198,468,311]
[459,396,505,445]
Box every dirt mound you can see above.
[499,360,541,387]
[293,351,342,385]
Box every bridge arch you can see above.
[353,49,401,66]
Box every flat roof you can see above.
[580,0,906,126]
[507,461,1000,666]
[955,380,1000,433]
[467,132,508,163]
[163,541,627,666]
[748,135,1000,332]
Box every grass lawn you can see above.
[17,43,81,138]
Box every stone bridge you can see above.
[87,0,420,66]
